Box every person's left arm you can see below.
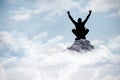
[83,10,92,24]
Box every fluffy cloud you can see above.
[106,9,120,18]
[32,32,48,41]
[0,31,120,80]
[78,0,120,18]
[85,0,120,12]
[9,7,33,22]
[11,13,30,21]
[107,35,120,50]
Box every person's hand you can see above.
[67,11,70,14]
[89,10,92,13]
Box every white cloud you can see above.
[10,7,33,15]
[84,0,120,12]
[91,39,104,46]
[9,7,33,22]
[0,31,120,80]
[79,0,120,18]
[32,32,48,41]
[1,57,17,66]
[0,31,15,50]
[0,65,7,80]
[106,9,120,18]
[107,35,120,50]
[96,75,120,80]
[0,31,15,44]
[11,13,30,22]
[34,0,79,20]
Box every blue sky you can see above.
[0,0,120,80]
[0,0,120,42]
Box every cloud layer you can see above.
[0,31,120,80]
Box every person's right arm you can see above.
[67,11,76,25]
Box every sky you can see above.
[0,0,120,41]
[0,0,120,80]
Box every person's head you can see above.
[78,18,82,23]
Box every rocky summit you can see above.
[68,39,94,52]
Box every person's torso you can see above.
[75,22,85,30]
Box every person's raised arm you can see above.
[67,11,76,25]
[83,10,92,24]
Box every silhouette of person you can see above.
[67,10,92,40]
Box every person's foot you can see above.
[81,37,86,39]
[75,37,80,40]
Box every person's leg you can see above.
[84,29,89,36]
[81,29,89,39]
[72,29,81,40]
[76,29,83,40]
